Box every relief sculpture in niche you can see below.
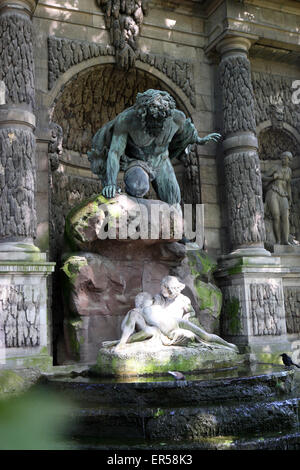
[262,151,294,246]
[0,285,40,348]
[250,284,283,336]
[284,287,300,334]
[254,73,300,247]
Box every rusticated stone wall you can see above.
[224,151,265,247]
[252,71,300,129]
[97,0,149,69]
[219,55,256,135]
[50,172,100,262]
[182,143,201,205]
[48,36,195,107]
[0,128,36,238]
[52,65,182,155]
[258,128,298,161]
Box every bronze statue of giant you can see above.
[88,89,221,204]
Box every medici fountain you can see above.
[1,0,300,450]
[27,89,297,450]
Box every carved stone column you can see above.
[217,36,269,258]
[216,37,291,361]
[0,0,55,370]
[0,0,37,252]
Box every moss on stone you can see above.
[61,255,88,283]
[187,250,217,282]
[225,297,241,335]
[194,280,222,316]
[0,371,25,398]
[65,318,84,361]
[95,344,240,376]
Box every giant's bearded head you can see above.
[134,89,176,136]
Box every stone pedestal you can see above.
[0,251,55,369]
[96,340,241,377]
[276,247,300,364]
[216,255,291,362]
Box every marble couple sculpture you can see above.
[103,275,238,352]
[87,88,221,204]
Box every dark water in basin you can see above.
[48,363,287,385]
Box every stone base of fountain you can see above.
[43,364,300,450]
[95,340,241,376]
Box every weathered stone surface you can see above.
[0,128,37,239]
[61,242,185,362]
[250,283,285,336]
[224,150,266,247]
[97,0,148,69]
[219,54,256,136]
[48,37,195,106]
[252,71,300,131]
[0,13,35,109]
[61,194,226,361]
[96,339,240,376]
[0,284,40,348]
[65,193,183,252]
[52,65,179,155]
[172,249,222,334]
[284,286,300,334]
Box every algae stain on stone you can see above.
[0,371,25,397]
[61,256,88,283]
[195,280,222,316]
[225,297,241,335]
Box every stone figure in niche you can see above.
[103,275,238,352]
[49,122,63,171]
[263,151,293,245]
[88,89,221,205]
[269,101,284,129]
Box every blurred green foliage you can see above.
[0,388,73,450]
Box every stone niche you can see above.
[258,126,300,246]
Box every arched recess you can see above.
[48,61,198,363]
[257,122,300,242]
[50,62,192,157]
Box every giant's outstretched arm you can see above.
[196,133,222,145]
[102,126,128,198]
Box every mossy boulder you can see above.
[172,249,222,334]
[65,193,183,252]
[0,371,25,398]
[187,250,217,283]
